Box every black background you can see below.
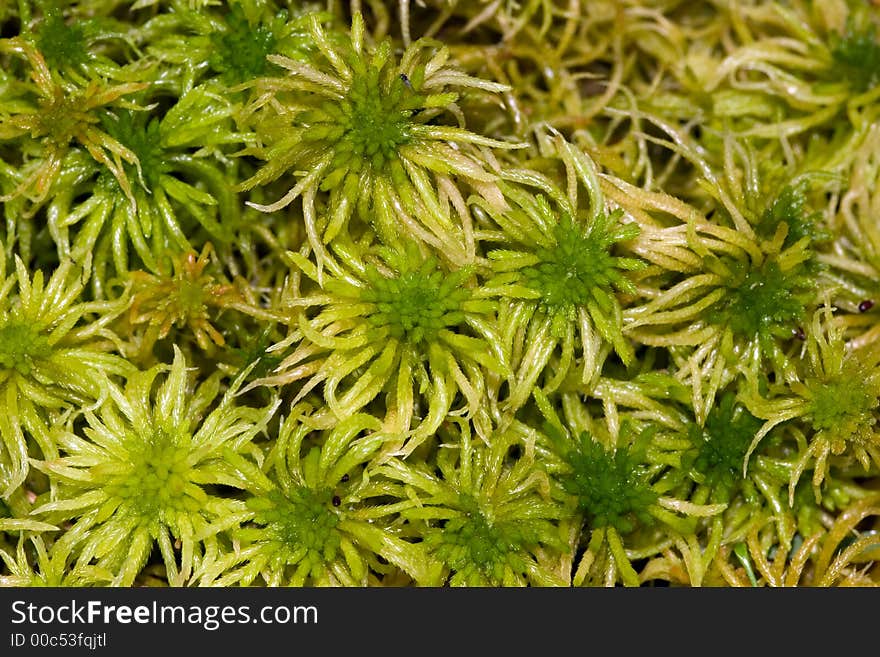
[0,587,868,654]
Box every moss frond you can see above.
[30,346,278,586]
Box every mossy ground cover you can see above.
[1,0,879,587]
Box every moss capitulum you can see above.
[303,61,416,184]
[209,6,278,83]
[342,76,412,168]
[689,394,762,495]
[831,22,880,92]
[35,10,88,70]
[711,260,808,340]
[561,435,657,534]
[362,258,470,345]
[32,94,87,147]
[176,280,206,314]
[105,429,200,527]
[248,488,341,563]
[103,112,167,189]
[426,496,527,583]
[809,378,878,434]
[522,216,617,311]
[0,322,52,375]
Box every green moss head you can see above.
[709,258,812,344]
[522,210,641,319]
[29,347,275,586]
[101,426,204,532]
[424,493,546,586]
[246,485,342,566]
[807,376,879,438]
[209,4,280,84]
[301,41,424,186]
[487,197,644,368]
[0,321,52,376]
[830,19,880,92]
[34,8,88,71]
[556,430,658,534]
[687,392,762,498]
[101,111,168,190]
[359,247,473,345]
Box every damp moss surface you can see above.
[1,0,880,588]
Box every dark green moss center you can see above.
[689,393,762,495]
[561,435,657,534]
[711,260,809,341]
[362,257,470,344]
[522,216,614,310]
[0,322,52,375]
[36,10,88,70]
[248,488,341,560]
[831,22,880,92]
[103,112,168,189]
[209,6,278,83]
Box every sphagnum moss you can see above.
[30,347,277,586]
[0,255,130,496]
[196,410,441,587]
[250,240,507,453]
[0,36,147,214]
[378,418,569,586]
[236,11,521,272]
[1,0,880,588]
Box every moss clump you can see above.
[688,393,762,497]
[830,20,880,92]
[246,488,342,565]
[34,9,88,71]
[424,495,539,586]
[2,0,880,590]
[710,260,811,344]
[102,112,169,190]
[361,252,472,345]
[559,434,657,535]
[808,379,878,434]
[522,212,641,328]
[0,322,52,375]
[209,5,280,83]
[104,428,203,527]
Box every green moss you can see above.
[34,9,88,71]
[102,111,168,189]
[360,249,472,345]
[306,51,418,187]
[104,428,202,527]
[246,487,341,565]
[808,378,878,435]
[522,211,640,321]
[756,183,826,250]
[28,348,272,585]
[687,393,762,496]
[425,495,538,586]
[830,20,880,92]
[0,322,52,375]
[709,259,811,343]
[558,432,657,534]
[4,0,880,590]
[209,5,279,84]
